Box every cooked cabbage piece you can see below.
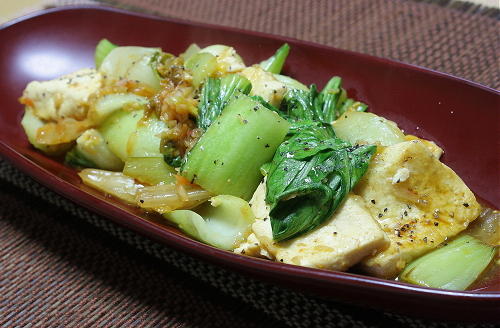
[164,195,255,250]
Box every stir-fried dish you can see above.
[19,40,499,291]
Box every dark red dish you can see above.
[0,6,498,322]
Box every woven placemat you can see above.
[1,1,499,327]
[100,0,500,90]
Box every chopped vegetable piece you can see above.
[281,76,356,124]
[136,183,210,213]
[90,93,148,124]
[127,113,168,158]
[259,43,290,74]
[180,43,201,62]
[78,169,141,204]
[65,148,98,169]
[123,157,177,185]
[164,195,255,250]
[399,235,496,290]
[197,74,252,130]
[185,52,218,88]
[333,111,406,146]
[20,108,72,155]
[273,74,309,91]
[182,94,290,200]
[67,129,124,171]
[266,122,376,241]
[99,46,162,91]
[99,109,144,161]
[94,39,118,69]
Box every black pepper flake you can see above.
[139,199,144,203]
[264,217,268,221]
[243,119,248,124]
[241,250,246,254]
[423,237,428,243]
[371,199,376,204]
[265,144,270,148]
[333,232,337,235]
[378,213,383,218]
[463,203,469,207]
[253,106,259,111]
[434,222,439,226]
[279,259,283,262]
[404,210,408,216]
[396,242,402,246]
[384,208,388,212]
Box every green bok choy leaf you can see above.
[266,122,376,241]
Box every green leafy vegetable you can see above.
[280,76,367,124]
[197,74,252,130]
[260,43,290,74]
[266,122,376,241]
[65,147,98,169]
[399,235,496,290]
[94,39,118,69]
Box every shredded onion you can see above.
[136,183,211,213]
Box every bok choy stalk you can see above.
[164,195,255,250]
[123,157,177,185]
[197,74,252,130]
[95,39,118,69]
[182,93,290,200]
[259,43,290,74]
[399,235,496,290]
[266,122,376,241]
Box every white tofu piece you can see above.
[355,140,481,278]
[199,45,246,73]
[21,68,102,121]
[240,66,287,107]
[233,233,272,259]
[240,181,389,271]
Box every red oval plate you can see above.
[0,6,498,322]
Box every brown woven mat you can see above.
[101,0,500,89]
[1,1,499,327]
